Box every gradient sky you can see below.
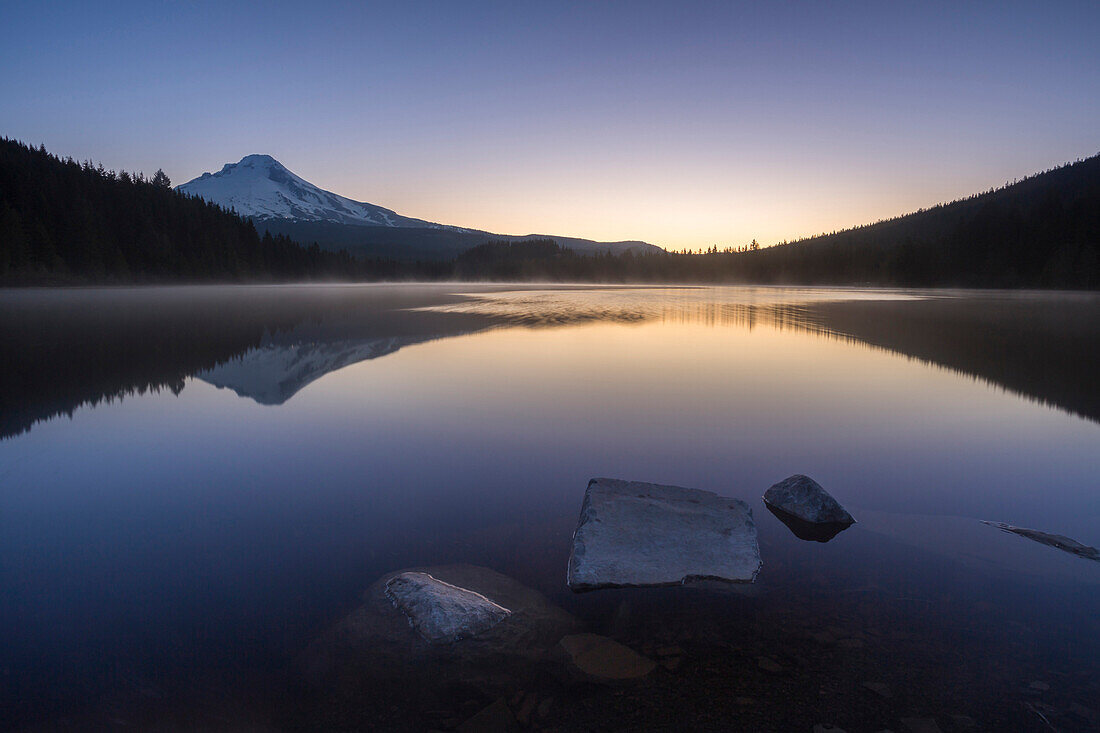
[2,1,1098,249]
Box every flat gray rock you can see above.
[981,521,1100,562]
[385,571,511,642]
[567,478,761,591]
[763,474,855,527]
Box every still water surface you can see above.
[1,284,1098,730]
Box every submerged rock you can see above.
[900,718,943,733]
[566,478,761,591]
[384,571,511,643]
[1069,703,1100,726]
[763,475,854,542]
[558,633,656,681]
[457,698,516,732]
[304,564,579,691]
[756,656,785,674]
[862,680,893,698]
[981,521,1100,562]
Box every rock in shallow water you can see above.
[765,503,853,543]
[457,698,516,732]
[558,633,656,681]
[384,571,511,643]
[763,474,855,540]
[567,478,761,591]
[304,564,578,690]
[900,718,943,733]
[981,521,1100,562]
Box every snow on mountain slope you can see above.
[177,154,460,229]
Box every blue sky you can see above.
[2,1,1098,248]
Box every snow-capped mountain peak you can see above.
[177,154,456,229]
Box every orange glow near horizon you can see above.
[308,144,1085,251]
[8,3,1097,252]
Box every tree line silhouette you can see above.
[442,155,1099,288]
[0,137,376,283]
[2,136,1097,287]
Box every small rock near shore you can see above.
[764,474,855,527]
[558,633,656,681]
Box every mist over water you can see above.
[1,284,1098,730]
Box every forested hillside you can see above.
[0,138,365,283]
[440,154,1100,288]
[2,137,1097,288]
[731,153,1100,288]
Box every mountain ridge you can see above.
[177,154,462,229]
[177,154,662,260]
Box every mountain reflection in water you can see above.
[0,285,495,435]
[2,285,1097,435]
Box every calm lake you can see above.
[2,284,1098,731]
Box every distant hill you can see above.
[731,153,1100,288]
[446,152,1099,288]
[178,154,662,260]
[258,218,658,261]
